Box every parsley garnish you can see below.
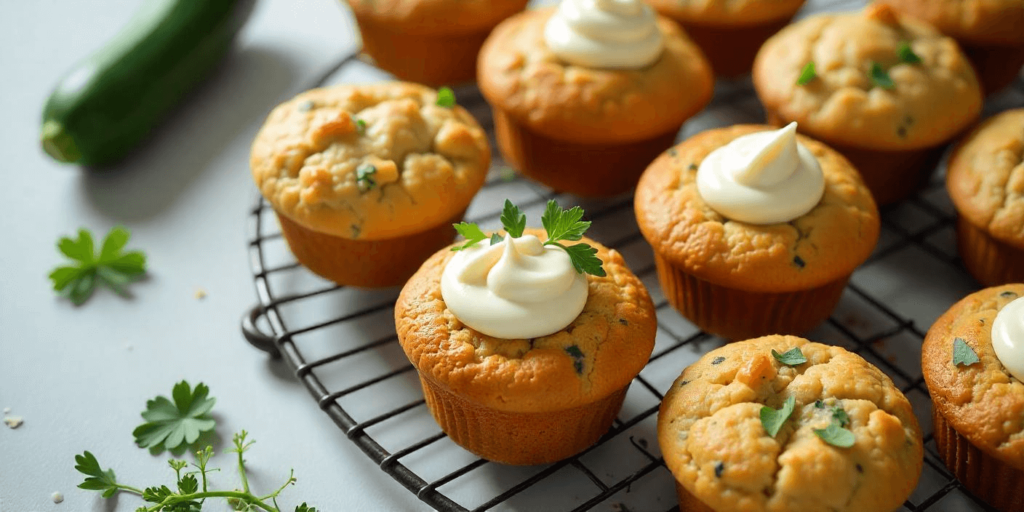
[760,395,796,437]
[490,233,504,245]
[771,347,807,366]
[832,406,850,427]
[897,42,921,64]
[869,62,895,90]
[797,62,817,85]
[77,431,315,511]
[436,86,456,108]
[953,337,980,367]
[356,163,377,191]
[814,421,855,448]
[49,226,147,305]
[133,381,216,452]
[450,200,606,277]
[355,118,367,135]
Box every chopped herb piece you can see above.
[688,163,698,171]
[897,42,922,64]
[760,395,796,437]
[565,345,584,359]
[797,62,817,85]
[49,226,147,305]
[1000,291,1018,299]
[500,199,527,238]
[832,406,850,427]
[953,337,980,367]
[618,318,629,325]
[793,255,806,268]
[679,380,690,387]
[451,222,489,251]
[714,461,725,478]
[771,347,807,366]
[814,400,825,409]
[355,118,367,135]
[869,62,895,90]
[436,86,456,108]
[565,345,585,374]
[356,163,377,191]
[711,356,726,365]
[856,463,863,473]
[814,421,855,448]
[500,167,516,182]
[490,233,504,245]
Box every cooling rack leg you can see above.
[241,304,281,358]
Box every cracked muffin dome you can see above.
[635,125,879,339]
[658,335,923,512]
[395,230,657,464]
[249,82,490,287]
[946,109,1024,286]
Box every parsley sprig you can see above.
[76,431,315,512]
[49,226,147,305]
[451,200,606,277]
[133,381,216,452]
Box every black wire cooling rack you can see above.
[240,1,1024,510]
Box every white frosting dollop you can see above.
[441,234,589,339]
[992,296,1024,382]
[696,122,826,225]
[544,0,664,69]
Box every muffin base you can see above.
[493,109,681,197]
[654,253,850,340]
[419,374,629,465]
[767,110,945,206]
[665,18,794,78]
[933,407,1024,511]
[962,43,1024,96]
[956,217,1024,287]
[675,483,717,512]
[275,209,463,288]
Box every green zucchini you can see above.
[41,0,255,166]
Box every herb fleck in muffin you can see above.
[250,82,490,287]
[659,335,923,512]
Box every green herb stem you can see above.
[145,490,279,512]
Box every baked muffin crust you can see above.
[874,0,1024,46]
[753,5,982,150]
[477,8,713,143]
[947,109,1024,251]
[635,125,879,292]
[645,0,806,25]
[251,83,490,240]
[345,0,529,34]
[395,231,656,412]
[659,336,923,512]
[922,284,1024,469]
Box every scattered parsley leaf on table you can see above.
[49,226,146,305]
[814,421,856,448]
[771,347,807,366]
[760,395,796,437]
[953,337,980,367]
[133,381,216,451]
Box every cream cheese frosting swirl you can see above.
[992,296,1024,382]
[441,234,589,339]
[696,122,825,225]
[544,0,664,69]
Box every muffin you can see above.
[645,0,806,78]
[659,335,924,512]
[250,82,491,288]
[753,4,983,206]
[478,1,714,197]
[635,124,879,340]
[343,0,529,86]
[922,284,1024,511]
[874,0,1024,94]
[946,109,1024,287]
[395,202,657,465]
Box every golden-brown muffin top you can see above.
[345,0,529,34]
[753,4,982,151]
[477,8,714,144]
[874,0,1024,46]
[947,109,1024,250]
[645,0,806,25]
[922,284,1024,469]
[395,231,657,413]
[659,336,923,512]
[250,83,490,240]
[634,125,879,293]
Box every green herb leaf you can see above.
[451,222,489,251]
[541,200,590,243]
[832,406,850,427]
[771,347,807,366]
[500,199,527,238]
[49,226,146,305]
[355,118,367,135]
[897,41,922,64]
[953,337,980,367]
[132,381,216,451]
[296,504,320,512]
[797,62,817,85]
[356,163,377,191]
[814,421,856,448]
[490,233,504,245]
[75,451,120,498]
[760,395,796,438]
[436,86,456,108]
[560,242,606,277]
[869,62,895,90]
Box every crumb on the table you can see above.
[4,416,23,429]
[52,491,64,504]
[195,288,208,300]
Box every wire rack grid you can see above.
[240,1,1024,510]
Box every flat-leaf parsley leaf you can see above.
[771,347,807,366]
[452,222,489,251]
[436,86,456,108]
[953,337,980,367]
[760,395,796,437]
[797,62,817,85]
[897,41,922,64]
[132,381,216,452]
[499,199,527,238]
[870,62,895,90]
[814,421,855,448]
[49,226,146,305]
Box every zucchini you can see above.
[41,0,255,166]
